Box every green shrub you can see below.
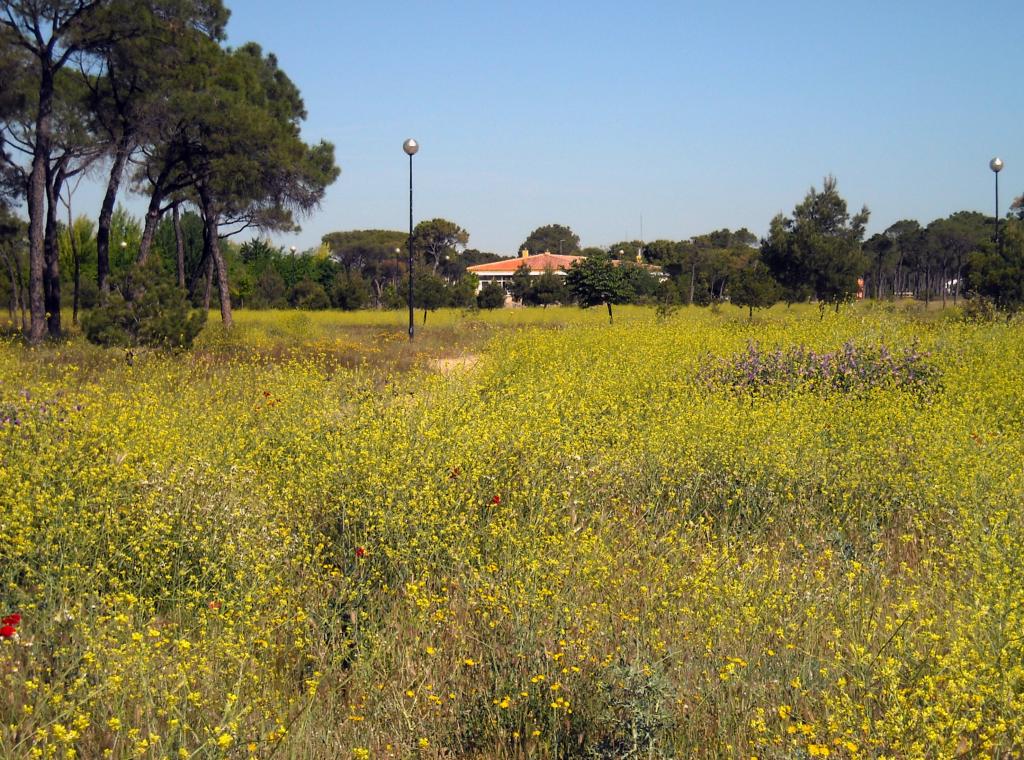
[82,262,206,349]
[476,282,506,309]
[289,279,331,310]
[332,271,370,310]
[960,296,999,323]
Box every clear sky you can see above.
[91,0,1024,254]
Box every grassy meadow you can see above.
[1,303,1023,758]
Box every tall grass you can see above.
[1,304,1022,758]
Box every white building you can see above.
[466,250,584,294]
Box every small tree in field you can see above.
[529,269,569,307]
[510,263,533,303]
[447,273,478,308]
[761,176,868,309]
[565,254,633,323]
[477,282,506,309]
[398,268,448,324]
[730,261,781,319]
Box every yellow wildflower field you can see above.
[1,304,1022,758]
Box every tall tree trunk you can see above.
[96,133,131,300]
[199,183,232,326]
[27,64,54,343]
[606,301,613,324]
[137,195,163,265]
[2,250,20,323]
[173,203,186,289]
[940,265,947,308]
[689,259,696,305]
[44,162,66,337]
[66,188,81,325]
[202,254,213,310]
[187,247,208,300]
[210,227,232,326]
[12,245,27,332]
[136,162,174,265]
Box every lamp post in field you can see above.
[403,138,419,340]
[990,157,1004,257]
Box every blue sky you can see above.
[95,1,1024,253]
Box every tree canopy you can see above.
[969,219,1024,312]
[412,218,468,272]
[565,253,633,323]
[761,176,869,307]
[519,224,580,256]
[730,260,781,319]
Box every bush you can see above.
[701,340,940,397]
[655,279,682,320]
[289,279,331,310]
[76,276,99,310]
[82,263,206,349]
[476,282,506,309]
[332,271,370,310]
[251,267,288,309]
[448,273,479,308]
[960,296,999,323]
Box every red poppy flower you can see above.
[1,614,20,626]
[491,495,501,505]
[0,625,15,639]
[355,546,366,558]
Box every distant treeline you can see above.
[4,178,1024,331]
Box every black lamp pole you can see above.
[991,157,1004,257]
[404,138,419,340]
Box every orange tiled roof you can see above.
[467,252,583,274]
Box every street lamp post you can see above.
[403,138,419,340]
[990,157,1004,257]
